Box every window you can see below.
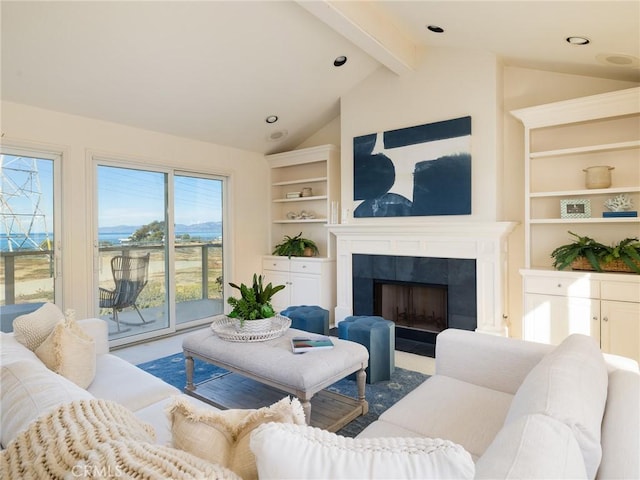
[0,149,61,332]
[95,161,226,344]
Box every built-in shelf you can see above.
[530,217,639,225]
[266,144,340,258]
[273,219,327,224]
[273,195,328,203]
[530,186,640,198]
[530,140,640,159]
[511,87,640,270]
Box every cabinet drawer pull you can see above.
[592,316,598,321]
[557,283,562,288]
[302,265,307,269]
[603,316,609,322]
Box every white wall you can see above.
[1,101,269,319]
[340,46,503,223]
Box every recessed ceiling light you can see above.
[267,130,288,142]
[596,53,640,67]
[334,56,347,67]
[427,25,444,33]
[566,36,590,45]
[265,115,278,124]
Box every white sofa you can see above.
[0,317,210,449]
[357,328,640,480]
[2,314,638,479]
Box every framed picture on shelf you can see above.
[560,199,591,219]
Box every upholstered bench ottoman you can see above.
[339,316,395,383]
[280,305,329,335]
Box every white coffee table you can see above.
[183,326,369,427]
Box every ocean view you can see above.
[1,230,222,252]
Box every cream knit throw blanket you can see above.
[0,398,241,480]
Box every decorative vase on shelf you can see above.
[583,165,614,189]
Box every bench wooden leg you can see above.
[300,396,312,424]
[356,368,369,415]
[185,353,195,391]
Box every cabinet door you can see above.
[523,294,599,345]
[262,269,291,313]
[601,300,640,362]
[289,272,322,307]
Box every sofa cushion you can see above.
[598,368,640,480]
[475,413,587,479]
[249,422,475,479]
[12,302,65,351]
[87,354,179,411]
[0,360,93,447]
[167,396,306,480]
[357,418,428,439]
[505,334,608,480]
[35,318,96,388]
[377,374,513,459]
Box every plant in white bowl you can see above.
[227,274,285,331]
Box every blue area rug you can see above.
[137,352,429,437]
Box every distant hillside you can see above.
[99,222,222,234]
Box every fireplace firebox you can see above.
[374,280,448,334]
[353,254,476,353]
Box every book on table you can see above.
[291,336,334,353]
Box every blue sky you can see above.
[98,166,223,227]
[1,157,222,233]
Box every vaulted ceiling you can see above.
[2,1,638,154]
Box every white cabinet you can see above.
[262,256,335,321]
[601,300,640,363]
[522,269,640,362]
[266,145,340,258]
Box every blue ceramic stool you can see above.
[339,316,395,384]
[280,305,330,335]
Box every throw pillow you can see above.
[35,318,96,388]
[12,302,65,351]
[167,396,306,480]
[475,413,588,479]
[504,333,608,480]
[249,423,475,479]
[0,360,94,447]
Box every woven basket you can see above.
[571,256,640,274]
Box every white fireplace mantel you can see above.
[328,221,517,336]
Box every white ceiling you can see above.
[2,1,638,155]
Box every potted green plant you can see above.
[551,231,640,274]
[227,274,285,329]
[272,232,319,258]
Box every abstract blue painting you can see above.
[353,116,471,217]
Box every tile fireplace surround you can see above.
[328,222,517,336]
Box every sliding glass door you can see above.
[174,173,225,327]
[97,165,169,341]
[96,162,226,344]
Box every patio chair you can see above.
[99,253,152,332]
